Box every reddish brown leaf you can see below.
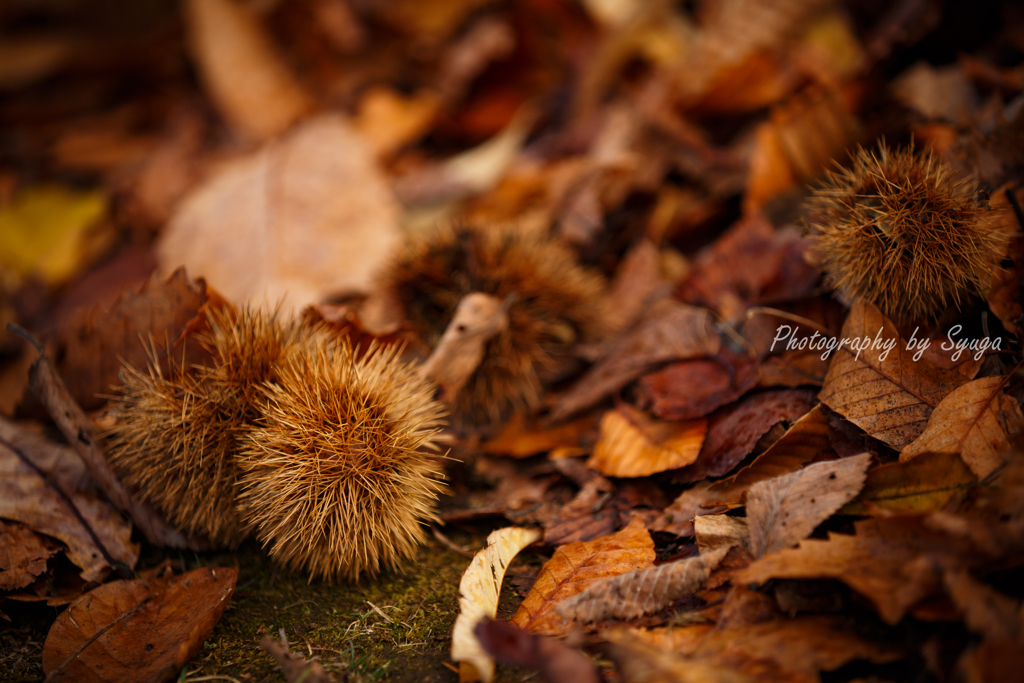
[482,413,598,459]
[42,566,237,682]
[475,618,600,683]
[588,405,707,478]
[638,353,759,421]
[0,519,61,591]
[670,388,817,484]
[550,300,719,422]
[511,518,654,635]
[818,300,981,450]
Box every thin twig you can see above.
[44,595,153,682]
[0,436,131,579]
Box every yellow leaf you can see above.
[0,186,108,285]
[841,451,976,516]
[451,526,542,683]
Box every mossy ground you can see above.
[0,523,542,682]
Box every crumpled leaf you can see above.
[56,268,214,410]
[694,515,749,554]
[588,405,707,478]
[42,566,237,683]
[0,519,61,591]
[452,526,542,683]
[511,517,654,636]
[638,353,759,421]
[557,546,729,623]
[0,417,138,585]
[474,618,600,683]
[158,114,401,314]
[900,376,1024,478]
[185,0,312,140]
[0,185,110,286]
[818,300,980,450]
[551,300,719,422]
[841,450,976,516]
[746,452,872,557]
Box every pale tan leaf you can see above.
[746,452,872,558]
[900,376,1024,478]
[451,526,542,683]
[557,546,729,623]
[185,0,312,140]
[588,405,707,478]
[603,629,755,683]
[510,518,654,636]
[818,301,980,450]
[694,515,749,554]
[158,115,401,315]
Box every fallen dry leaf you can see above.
[42,566,237,682]
[611,624,715,656]
[185,0,312,140]
[818,300,980,450]
[0,417,138,584]
[737,516,986,624]
[694,515,750,554]
[943,568,1021,643]
[602,628,755,683]
[841,450,976,516]
[452,526,542,683]
[158,114,401,314]
[670,388,817,484]
[588,405,707,478]
[557,546,729,623]
[511,517,654,636]
[0,519,61,591]
[900,375,1024,478]
[551,300,719,422]
[745,452,872,557]
[260,629,332,683]
[474,618,600,683]
[637,353,759,421]
[56,268,213,410]
[481,413,597,459]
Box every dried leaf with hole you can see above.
[557,546,729,623]
[41,566,237,682]
[841,451,976,516]
[184,0,312,140]
[588,405,707,478]
[746,452,872,558]
[158,114,401,315]
[900,376,1024,478]
[818,301,980,450]
[451,526,542,683]
[0,418,138,584]
[511,517,654,636]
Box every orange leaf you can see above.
[588,405,707,478]
[510,517,654,635]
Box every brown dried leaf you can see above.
[842,450,976,516]
[474,618,600,683]
[511,518,654,636]
[158,114,401,314]
[185,0,312,140]
[558,547,729,623]
[452,526,543,683]
[746,452,872,558]
[900,376,1024,478]
[671,388,817,484]
[638,353,759,421]
[550,300,719,422]
[602,629,755,683]
[612,625,715,656]
[694,515,749,555]
[259,630,332,683]
[56,268,211,410]
[0,519,61,591]
[0,418,138,584]
[588,405,707,478]
[737,517,983,624]
[818,300,980,450]
[944,569,1021,643]
[42,566,237,683]
[482,414,597,459]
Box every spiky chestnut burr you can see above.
[383,222,607,427]
[805,143,1008,322]
[104,306,299,546]
[237,335,447,581]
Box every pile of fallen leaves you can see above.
[2,0,1024,681]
